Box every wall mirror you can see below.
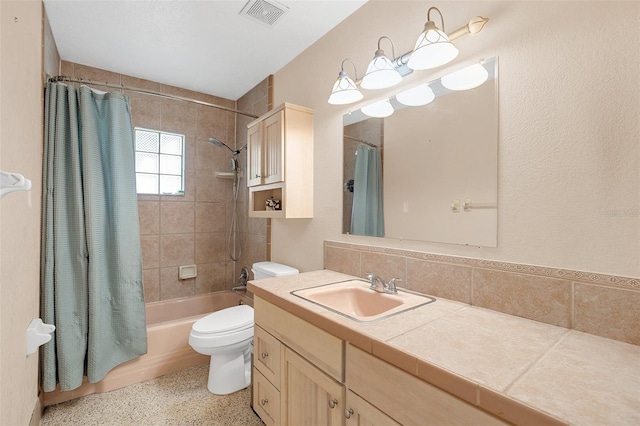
[343,57,498,247]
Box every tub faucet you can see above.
[232,266,250,292]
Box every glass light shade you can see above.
[395,84,436,107]
[361,99,394,118]
[361,50,403,90]
[328,71,363,105]
[441,63,489,91]
[407,24,458,70]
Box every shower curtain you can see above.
[351,144,384,237]
[41,82,147,392]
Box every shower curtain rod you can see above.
[344,135,378,149]
[48,75,259,119]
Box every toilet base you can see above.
[206,347,251,395]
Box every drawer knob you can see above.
[344,408,354,419]
[328,398,338,409]
[260,398,268,406]
[260,352,269,359]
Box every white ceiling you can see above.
[44,0,367,100]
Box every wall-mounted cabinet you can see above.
[247,103,313,218]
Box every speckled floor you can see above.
[41,364,264,425]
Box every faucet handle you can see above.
[386,278,402,294]
[365,272,378,290]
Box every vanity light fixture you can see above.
[395,84,436,107]
[361,99,394,118]
[407,7,458,71]
[361,37,403,90]
[447,16,490,42]
[327,6,489,106]
[328,59,363,105]
[441,62,489,91]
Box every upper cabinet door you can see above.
[247,122,263,187]
[246,103,314,218]
[263,110,284,185]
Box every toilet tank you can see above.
[252,261,299,280]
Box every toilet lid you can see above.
[192,305,254,334]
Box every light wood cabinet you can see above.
[246,103,313,218]
[254,297,343,382]
[346,345,508,425]
[253,367,281,426]
[254,325,282,388]
[252,296,509,426]
[282,347,345,426]
[246,121,263,188]
[253,296,345,426]
[344,390,400,426]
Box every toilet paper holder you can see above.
[26,318,55,355]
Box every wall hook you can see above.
[0,171,31,199]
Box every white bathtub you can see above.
[44,291,252,406]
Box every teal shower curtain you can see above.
[41,82,147,392]
[351,144,384,237]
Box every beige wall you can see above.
[273,1,640,278]
[0,1,44,424]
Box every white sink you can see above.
[291,279,436,322]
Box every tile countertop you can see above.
[247,270,640,426]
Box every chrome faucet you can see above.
[232,266,250,292]
[365,272,386,293]
[386,278,401,294]
[365,273,401,294]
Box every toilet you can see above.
[252,261,299,281]
[188,261,299,395]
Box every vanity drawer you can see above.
[346,345,507,426]
[254,325,281,389]
[253,367,281,426]
[255,296,344,382]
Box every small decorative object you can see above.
[346,179,354,193]
[265,196,281,211]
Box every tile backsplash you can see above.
[324,241,640,346]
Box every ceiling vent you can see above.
[240,0,289,26]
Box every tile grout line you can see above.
[502,329,571,395]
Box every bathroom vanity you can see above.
[252,295,504,425]
[248,270,639,426]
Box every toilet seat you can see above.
[192,305,253,335]
[189,305,254,348]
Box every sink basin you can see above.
[291,280,436,322]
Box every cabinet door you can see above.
[254,325,281,389]
[262,110,284,184]
[282,347,345,426]
[247,122,263,187]
[253,368,281,426]
[345,390,400,426]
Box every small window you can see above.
[134,128,185,195]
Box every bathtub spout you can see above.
[232,266,250,293]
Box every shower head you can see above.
[208,137,247,155]
[208,137,234,152]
